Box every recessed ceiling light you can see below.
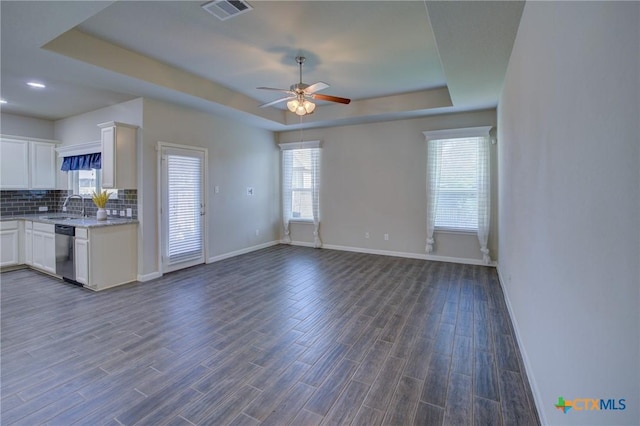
[27,81,46,88]
[0,99,7,104]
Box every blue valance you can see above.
[61,153,101,171]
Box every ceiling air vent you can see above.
[202,0,252,21]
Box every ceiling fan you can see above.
[258,56,351,116]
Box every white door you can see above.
[160,145,206,273]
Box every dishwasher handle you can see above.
[54,224,75,236]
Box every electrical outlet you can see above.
[126,208,132,217]
[246,187,254,196]
[62,206,67,212]
[365,232,370,239]
[120,210,125,217]
[214,185,220,194]
[384,234,389,241]
[38,206,48,212]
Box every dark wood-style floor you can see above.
[1,245,539,425]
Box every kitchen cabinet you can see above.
[24,221,33,266]
[0,137,57,189]
[32,222,56,274]
[98,122,137,189]
[30,142,57,189]
[0,221,21,267]
[0,139,29,189]
[76,223,137,291]
[74,227,88,285]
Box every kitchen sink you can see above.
[42,215,77,220]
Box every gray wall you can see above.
[1,113,55,140]
[141,98,280,276]
[498,2,639,424]
[279,109,498,264]
[54,97,280,280]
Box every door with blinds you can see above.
[160,145,206,273]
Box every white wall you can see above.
[498,2,639,425]
[279,109,498,264]
[1,113,55,140]
[54,98,143,145]
[141,98,280,277]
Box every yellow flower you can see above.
[91,190,111,208]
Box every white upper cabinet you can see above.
[30,142,56,189]
[98,122,137,189]
[0,139,30,189]
[0,137,58,190]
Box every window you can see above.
[68,169,117,199]
[433,138,480,231]
[291,149,314,219]
[279,140,322,247]
[424,126,492,263]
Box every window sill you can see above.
[435,227,477,235]
[289,218,314,224]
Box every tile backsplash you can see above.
[0,190,138,219]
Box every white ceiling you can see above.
[0,1,524,131]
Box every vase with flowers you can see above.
[92,190,111,221]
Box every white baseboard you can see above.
[137,271,162,282]
[287,240,316,248]
[207,240,280,263]
[286,240,496,267]
[496,266,546,425]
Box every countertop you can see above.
[1,213,138,228]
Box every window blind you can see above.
[433,137,480,231]
[167,154,203,264]
[291,149,313,219]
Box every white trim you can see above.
[287,241,497,266]
[97,121,138,130]
[434,228,477,235]
[496,265,545,425]
[55,141,101,157]
[423,126,492,141]
[1,134,60,144]
[278,140,321,150]
[287,240,316,248]
[137,271,162,282]
[207,240,280,263]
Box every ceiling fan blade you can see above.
[257,86,293,94]
[259,96,294,108]
[304,82,329,95]
[311,93,351,105]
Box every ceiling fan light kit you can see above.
[258,56,350,116]
[287,97,316,115]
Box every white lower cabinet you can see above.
[24,221,33,265]
[75,228,89,285]
[13,220,137,289]
[0,221,21,267]
[31,222,56,274]
[76,224,137,291]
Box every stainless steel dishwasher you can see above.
[55,224,81,285]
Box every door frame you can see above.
[157,141,209,274]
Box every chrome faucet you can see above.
[62,194,86,217]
